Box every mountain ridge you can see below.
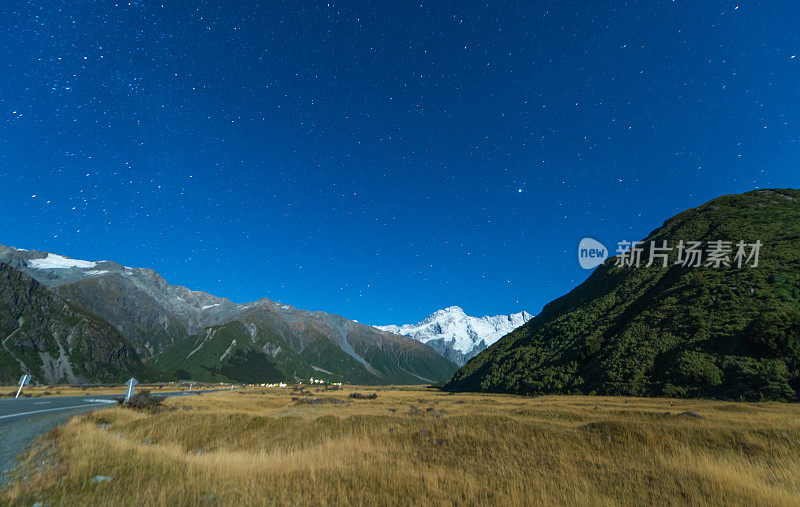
[0,245,457,385]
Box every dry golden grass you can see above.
[3,385,800,506]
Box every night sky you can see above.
[1,1,798,324]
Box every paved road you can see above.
[0,388,234,483]
[0,388,230,423]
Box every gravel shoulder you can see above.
[0,405,104,485]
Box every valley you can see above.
[4,1,797,504]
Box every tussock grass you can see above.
[3,386,800,505]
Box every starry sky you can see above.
[1,1,799,324]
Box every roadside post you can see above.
[124,377,138,402]
[15,374,31,398]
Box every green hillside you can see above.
[447,189,800,401]
[151,320,291,383]
[0,263,147,384]
[153,307,458,385]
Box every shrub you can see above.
[349,392,378,400]
[117,389,166,411]
[676,351,723,386]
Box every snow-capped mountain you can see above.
[0,246,241,336]
[375,306,533,366]
[0,244,457,385]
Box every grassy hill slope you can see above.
[447,189,800,401]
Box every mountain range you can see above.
[447,189,800,402]
[374,306,532,366]
[4,188,798,400]
[0,245,457,385]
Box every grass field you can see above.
[3,385,800,505]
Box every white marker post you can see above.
[230,383,234,391]
[124,377,138,402]
[15,374,31,398]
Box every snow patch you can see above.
[85,269,109,276]
[201,303,221,310]
[28,253,96,270]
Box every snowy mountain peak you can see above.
[374,307,533,366]
[424,306,466,322]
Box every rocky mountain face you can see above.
[154,303,457,385]
[0,246,240,357]
[447,189,800,401]
[0,245,457,385]
[375,306,532,365]
[0,262,144,384]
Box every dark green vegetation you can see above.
[448,189,800,401]
[0,263,145,384]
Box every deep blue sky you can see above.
[1,1,798,324]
